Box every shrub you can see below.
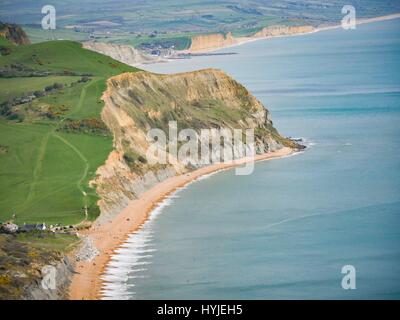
[138,155,147,164]
[56,118,110,135]
[33,90,45,98]
[123,153,135,165]
[0,274,11,285]
[123,151,147,168]
[7,113,24,122]
[79,76,91,83]
[0,102,12,115]
[0,144,9,154]
[53,82,64,90]
[0,46,12,56]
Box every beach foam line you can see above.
[100,188,182,299]
[99,148,305,300]
[69,147,297,300]
[100,178,194,299]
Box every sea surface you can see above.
[102,19,400,299]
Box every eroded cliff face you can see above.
[0,22,30,45]
[254,25,315,38]
[189,32,237,52]
[187,25,315,53]
[93,69,295,225]
[82,41,161,66]
[0,233,75,300]
[25,257,74,300]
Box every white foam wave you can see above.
[101,147,305,299]
[292,137,316,148]
[100,186,184,300]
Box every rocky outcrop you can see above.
[82,41,161,66]
[0,22,30,45]
[0,234,76,300]
[74,236,99,262]
[24,257,74,300]
[92,69,297,224]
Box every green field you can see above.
[14,231,80,252]
[0,40,137,225]
[0,76,80,102]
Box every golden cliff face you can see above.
[187,25,315,53]
[189,32,237,52]
[254,25,315,38]
[93,69,294,224]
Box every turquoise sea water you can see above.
[102,19,400,299]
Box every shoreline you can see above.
[69,146,296,300]
[170,13,400,56]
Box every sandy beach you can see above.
[69,146,295,300]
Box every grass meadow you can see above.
[0,40,137,225]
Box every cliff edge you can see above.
[93,69,299,225]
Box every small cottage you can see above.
[20,223,47,232]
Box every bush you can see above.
[79,76,91,83]
[0,102,12,115]
[7,113,24,122]
[0,46,12,56]
[123,151,147,167]
[138,155,147,164]
[123,153,135,165]
[33,90,45,98]
[53,82,64,90]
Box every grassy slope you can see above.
[0,37,15,47]
[0,76,79,102]
[0,40,137,225]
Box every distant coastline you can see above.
[173,13,400,55]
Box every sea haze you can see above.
[102,19,400,299]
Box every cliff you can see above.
[93,69,298,225]
[0,233,76,300]
[254,25,315,38]
[24,257,74,300]
[82,41,161,66]
[0,22,30,45]
[189,32,238,52]
[187,25,315,53]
